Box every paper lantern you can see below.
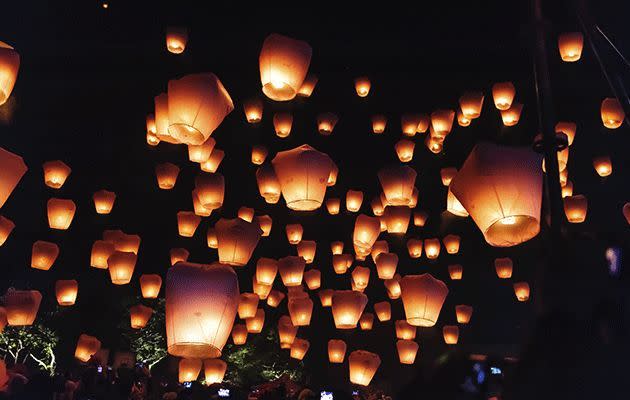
[110,232,141,254]
[425,135,443,154]
[297,73,318,97]
[331,290,368,329]
[139,274,162,298]
[42,160,71,189]
[371,114,387,134]
[267,290,285,308]
[353,214,380,255]
[215,218,262,266]
[252,276,272,300]
[400,274,448,327]
[431,109,455,139]
[204,359,227,385]
[236,206,255,223]
[55,280,78,306]
[374,252,397,280]
[251,145,268,165]
[413,113,429,133]
[332,254,352,274]
[443,325,459,344]
[563,194,587,223]
[378,165,416,206]
[5,289,42,326]
[0,41,19,106]
[500,103,523,126]
[359,312,374,330]
[243,97,263,123]
[155,163,180,189]
[327,339,347,363]
[260,33,312,101]
[395,139,415,162]
[272,144,335,211]
[304,269,321,290]
[169,248,189,266]
[374,301,391,322]
[331,241,344,255]
[0,147,27,206]
[130,304,153,329]
[406,239,423,258]
[245,308,265,333]
[555,121,577,146]
[513,282,530,301]
[187,138,216,164]
[31,240,59,270]
[443,234,461,254]
[421,238,440,260]
[256,164,281,204]
[448,264,463,280]
[206,227,218,249]
[345,190,363,212]
[562,181,574,198]
[446,188,469,217]
[278,256,306,287]
[237,293,260,320]
[401,114,420,136]
[167,73,234,145]
[255,258,278,286]
[396,340,419,365]
[325,198,341,215]
[90,240,114,269]
[558,32,583,62]
[395,320,417,340]
[177,211,201,237]
[318,289,334,307]
[179,358,202,383]
[413,210,428,227]
[370,197,384,217]
[75,334,101,362]
[455,305,473,324]
[195,173,225,212]
[290,338,310,360]
[601,98,625,129]
[457,109,471,127]
[166,26,187,54]
[382,206,410,234]
[154,93,178,144]
[492,82,516,110]
[288,296,313,326]
[296,240,316,264]
[354,76,371,97]
[146,114,159,145]
[384,276,401,299]
[348,350,381,386]
[459,91,484,119]
[450,143,542,247]
[273,112,293,137]
[283,224,303,245]
[440,167,457,187]
[108,251,137,285]
[351,266,371,291]
[278,315,298,349]
[593,156,612,177]
[91,190,116,214]
[47,198,76,230]
[200,149,225,173]
[317,112,339,135]
[193,196,211,220]
[0,216,14,246]
[231,324,248,345]
[0,308,6,333]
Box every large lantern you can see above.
[273,112,293,137]
[495,257,513,279]
[491,82,516,110]
[256,164,281,204]
[47,198,76,230]
[290,338,310,360]
[443,325,459,344]
[374,301,391,321]
[256,258,278,286]
[130,305,153,329]
[331,290,368,329]
[243,97,263,123]
[166,27,187,54]
[245,308,265,333]
[449,143,542,247]
[179,358,202,383]
[4,289,42,326]
[31,240,59,270]
[558,32,584,62]
[513,282,530,301]
[0,216,14,246]
[278,315,298,349]
[75,334,101,362]
[155,163,180,189]
[167,73,234,145]
[204,359,227,384]
[0,148,27,209]
[108,251,137,285]
[600,98,625,129]
[139,274,162,298]
[397,340,419,364]
[215,218,262,266]
[400,274,448,327]
[93,190,116,214]
[348,350,381,386]
[42,160,71,189]
[328,339,347,363]
[563,194,587,223]
[378,165,416,206]
[0,42,19,106]
[447,189,469,217]
[91,240,114,269]
[259,33,312,101]
[455,305,473,324]
[55,280,78,306]
[296,240,316,264]
[288,297,313,326]
[278,256,306,287]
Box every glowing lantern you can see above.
[272,144,335,211]
[0,41,19,105]
[251,145,268,165]
[563,194,587,223]
[155,162,180,189]
[492,82,516,110]
[278,315,298,349]
[558,32,584,62]
[555,121,577,146]
[167,73,234,145]
[204,359,227,385]
[400,274,448,327]
[353,215,380,256]
[384,276,401,299]
[200,149,224,173]
[193,199,212,224]
[256,164,281,204]
[351,266,371,291]
[154,93,178,144]
[130,304,153,329]
[31,240,59,270]
[111,232,141,254]
[425,135,443,154]
[278,256,306,287]
[431,109,455,139]
[328,339,347,363]
[459,91,484,119]
[252,276,272,300]
[146,114,159,146]
[237,207,255,223]
[290,338,310,360]
[188,138,216,164]
[416,114,430,133]
[177,211,201,237]
[170,248,189,266]
[348,350,381,386]
[331,290,368,329]
[47,198,76,230]
[378,165,416,206]
[75,334,101,362]
[383,206,410,234]
[354,76,371,97]
[0,216,14,246]
[231,324,248,345]
[55,280,78,306]
[359,313,374,330]
[395,139,415,162]
[374,301,391,322]
[108,251,137,285]
[455,305,473,324]
[397,340,419,364]
[166,26,187,54]
[90,240,114,269]
[443,325,459,344]
[0,148,27,208]
[344,190,363,212]
[593,156,612,177]
[243,98,263,123]
[331,241,344,255]
[179,358,202,383]
[447,188,469,217]
[238,293,260,319]
[319,289,334,307]
[374,252,397,280]
[256,258,278,286]
[332,254,352,274]
[326,198,341,215]
[288,296,313,326]
[457,109,471,127]
[562,181,574,198]
[296,240,316,264]
[413,211,428,227]
[443,234,461,254]
[304,269,321,290]
[513,282,530,301]
[297,73,318,97]
[440,167,457,187]
[139,274,162,298]
[260,33,312,101]
[273,112,293,137]
[267,290,285,307]
[246,308,265,333]
[371,115,387,134]
[0,308,6,333]
[5,289,42,326]
[195,173,225,211]
[92,190,115,214]
[601,98,625,129]
[215,218,262,266]
[448,264,463,280]
[42,160,71,189]
[371,197,384,216]
[401,114,420,136]
[407,239,423,258]
[422,238,440,260]
[206,227,218,249]
[317,112,338,135]
[394,320,417,340]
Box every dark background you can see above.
[0,0,628,395]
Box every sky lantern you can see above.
[177,211,201,237]
[331,241,344,255]
[42,160,71,189]
[179,358,202,383]
[231,324,248,345]
[273,112,293,137]
[188,137,216,164]
[251,145,268,165]
[443,234,461,254]
[492,81,516,110]
[384,276,401,299]
[446,189,469,217]
[397,340,419,364]
[458,111,471,127]
[139,274,162,298]
[167,73,234,145]
[297,240,317,264]
[246,308,265,333]
[267,290,285,307]
[90,240,114,269]
[623,203,630,224]
[170,248,190,266]
[562,181,573,198]
[195,173,225,212]
[47,198,76,230]
[256,164,281,204]
[563,194,588,223]
[371,114,387,134]
[450,143,542,247]
[351,266,371,291]
[193,198,212,221]
[395,139,415,162]
[204,359,227,385]
[0,149,27,207]
[378,165,416,206]
[92,190,116,214]
[0,216,14,246]
[286,224,304,244]
[346,190,363,212]
[155,162,180,189]
[278,315,298,349]
[252,276,272,300]
[354,76,371,97]
[443,325,459,344]
[154,93,179,144]
[256,257,278,286]
[349,350,381,386]
[75,334,101,363]
[413,210,428,227]
[166,26,187,54]
[55,280,78,306]
[290,338,310,360]
[327,164,339,186]
[328,339,347,363]
[238,293,260,319]
[374,301,391,322]
[260,33,312,101]
[555,121,577,146]
[243,97,263,123]
[304,269,321,290]
[558,32,584,62]
[206,227,218,249]
[200,149,225,173]
[513,282,530,301]
[459,91,484,119]
[107,251,137,285]
[400,274,448,327]
[166,262,239,359]
[424,238,441,260]
[440,167,457,187]
[237,206,255,222]
[416,114,430,133]
[401,114,420,136]
[455,305,473,324]
[500,103,523,126]
[407,239,423,258]
[371,197,384,216]
[332,290,368,329]
[146,114,159,146]
[130,304,153,329]
[375,252,398,280]
[600,98,625,129]
[425,135,443,154]
[353,214,380,255]
[272,144,336,211]
[288,296,313,326]
[359,313,374,330]
[448,264,463,280]
[215,218,262,266]
[331,254,351,273]
[0,41,19,105]
[317,112,339,135]
[326,198,341,215]
[319,289,334,307]
[297,73,318,97]
[593,156,612,177]
[430,109,455,139]
[383,206,410,234]
[31,240,59,270]
[110,231,141,254]
[5,289,42,326]
[279,256,306,286]
[395,320,417,340]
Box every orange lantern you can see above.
[443,234,461,254]
[188,138,216,163]
[459,91,484,119]
[192,189,211,218]
[245,308,265,333]
[401,114,420,136]
[425,135,443,154]
[215,218,262,266]
[278,315,298,349]
[267,290,285,307]
[200,149,224,173]
[296,240,316,264]
[354,76,371,97]
[424,238,441,260]
[5,289,42,326]
[109,231,141,255]
[446,188,469,217]
[130,304,153,329]
[256,164,281,204]
[448,264,463,280]
[154,93,178,144]
[108,251,137,285]
[500,103,523,126]
[406,239,423,258]
[288,296,313,326]
[375,252,398,280]
[562,181,574,198]
[55,280,78,306]
[400,274,448,327]
[378,165,416,206]
[204,359,227,385]
[178,358,202,383]
[139,274,162,298]
[328,339,347,363]
[237,206,255,222]
[251,145,268,165]
[170,248,189,266]
[31,240,59,270]
[395,139,415,162]
[260,33,312,101]
[351,266,371,291]
[285,223,304,245]
[47,198,76,230]
[383,206,410,234]
[353,214,380,255]
[455,305,473,324]
[492,81,516,110]
[346,190,363,212]
[371,114,387,134]
[195,173,225,211]
[0,41,20,106]
[318,289,334,307]
[431,109,455,139]
[166,26,187,54]
[440,167,458,187]
[297,73,318,97]
[416,114,430,133]
[42,160,71,189]
[326,198,341,215]
[395,320,417,340]
[304,269,321,290]
[206,227,218,248]
[600,98,625,129]
[252,276,272,300]
[146,113,159,145]
[238,293,260,319]
[279,256,306,286]
[0,148,27,209]
[384,276,401,300]
[348,350,381,386]
[371,197,384,216]
[231,324,248,345]
[75,334,101,362]
[317,112,338,135]
[443,325,459,344]
[331,241,344,255]
[374,301,391,322]
[563,194,587,223]
[92,190,115,214]
[513,282,530,301]
[558,32,584,62]
[0,215,14,246]
[243,97,263,123]
[273,112,293,137]
[359,312,374,330]
[494,257,513,279]
[177,211,201,237]
[256,258,278,286]
[555,121,577,146]
[593,156,612,177]
[155,162,180,189]
[457,109,471,127]
[397,340,419,364]
[90,240,114,269]
[413,210,428,227]
[290,338,310,360]
[331,290,368,329]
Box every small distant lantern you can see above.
[110,231,141,254]
[558,32,584,62]
[371,197,384,216]
[286,224,304,244]
[331,241,344,255]
[555,121,577,146]
[5,289,42,326]
[563,194,587,223]
[400,274,448,327]
[288,297,313,326]
[243,97,263,123]
[395,139,415,162]
[455,305,473,324]
[256,257,278,286]
[500,103,523,126]
[256,164,281,204]
[0,41,20,106]
[200,149,224,173]
[238,293,260,319]
[290,338,310,360]
[351,266,371,291]
[492,82,516,110]
[47,198,76,230]
[178,359,202,383]
[231,324,248,345]
[130,304,153,329]
[317,112,339,135]
[297,73,318,97]
[215,218,262,266]
[374,301,391,322]
[206,227,218,249]
[332,290,368,329]
[443,234,461,254]
[459,91,484,119]
[0,216,14,246]
[195,173,225,211]
[360,313,374,330]
[279,256,306,287]
[245,308,265,333]
[252,277,272,300]
[204,359,227,385]
[318,289,334,307]
[267,290,285,307]
[139,274,162,298]
[31,240,59,270]
[273,112,293,137]
[177,211,201,237]
[251,145,268,165]
[108,251,137,285]
[304,269,321,290]
[55,280,78,306]
[513,282,530,301]
[397,340,419,364]
[166,26,187,54]
[600,98,625,129]
[42,160,71,189]
[326,198,341,215]
[401,114,420,136]
[384,277,401,299]
[75,334,101,363]
[440,167,458,187]
[348,350,381,386]
[92,190,116,214]
[328,339,347,363]
[278,315,298,349]
[383,206,410,234]
[375,252,398,280]
[188,138,216,164]
[593,156,612,177]
[371,115,387,134]
[296,240,316,264]
[237,206,255,222]
[416,114,430,133]
[443,325,459,344]
[395,320,417,340]
[448,264,463,280]
[155,162,180,189]
[259,33,312,101]
[413,210,428,227]
[90,240,114,269]
[170,248,189,266]
[424,238,441,260]
[354,76,371,97]
[425,135,443,154]
[346,190,364,212]
[430,109,455,139]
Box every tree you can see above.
[0,324,59,376]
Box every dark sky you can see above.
[0,0,628,393]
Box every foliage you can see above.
[0,324,59,376]
[122,298,168,370]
